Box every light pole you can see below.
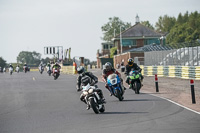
[120,26,123,54]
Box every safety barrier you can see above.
[61,66,76,74]
[141,65,200,80]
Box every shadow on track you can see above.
[122,99,163,102]
[102,111,148,114]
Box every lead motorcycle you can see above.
[107,74,124,101]
[81,83,105,114]
[128,70,142,94]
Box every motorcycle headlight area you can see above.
[110,78,117,85]
[83,91,88,95]
[88,89,93,93]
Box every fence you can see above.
[143,42,200,66]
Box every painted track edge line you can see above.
[149,93,200,115]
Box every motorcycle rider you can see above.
[9,64,13,69]
[16,64,20,72]
[76,66,105,110]
[125,58,144,89]
[102,62,126,96]
[52,62,61,74]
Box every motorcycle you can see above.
[107,74,124,101]
[24,66,28,73]
[53,68,60,80]
[47,66,51,76]
[16,67,20,73]
[82,83,105,114]
[9,67,13,75]
[39,66,44,74]
[128,70,142,94]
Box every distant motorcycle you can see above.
[128,70,142,94]
[39,66,44,74]
[9,67,13,75]
[16,66,20,73]
[53,68,60,80]
[24,66,28,73]
[107,74,124,101]
[47,66,51,76]
[81,83,105,114]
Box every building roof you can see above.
[124,44,172,53]
[115,23,163,38]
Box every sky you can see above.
[0,0,200,63]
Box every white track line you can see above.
[149,93,200,115]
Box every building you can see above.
[113,16,166,68]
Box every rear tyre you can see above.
[89,98,99,114]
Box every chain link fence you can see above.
[143,41,200,66]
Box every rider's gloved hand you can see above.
[77,88,81,92]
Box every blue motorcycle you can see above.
[107,74,124,101]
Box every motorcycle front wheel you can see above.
[115,89,123,101]
[89,98,99,114]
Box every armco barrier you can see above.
[140,65,200,80]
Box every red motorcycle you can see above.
[53,68,60,80]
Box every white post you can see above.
[120,26,122,54]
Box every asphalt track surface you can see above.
[0,72,200,133]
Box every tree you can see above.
[141,21,154,30]
[166,11,200,44]
[155,15,176,32]
[110,47,117,58]
[0,57,7,68]
[17,51,41,65]
[101,17,132,42]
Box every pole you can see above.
[190,79,196,104]
[155,74,159,92]
[120,26,122,54]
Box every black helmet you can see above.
[128,58,134,65]
[105,62,112,71]
[77,66,85,74]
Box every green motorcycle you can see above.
[128,70,142,94]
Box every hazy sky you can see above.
[0,0,200,63]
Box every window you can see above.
[144,38,160,45]
[122,39,136,46]
[103,44,108,49]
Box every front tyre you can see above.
[115,89,123,101]
[99,104,105,113]
[135,82,140,94]
[89,98,99,114]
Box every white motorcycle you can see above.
[9,67,13,75]
[38,66,44,74]
[16,67,20,73]
[81,84,105,114]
